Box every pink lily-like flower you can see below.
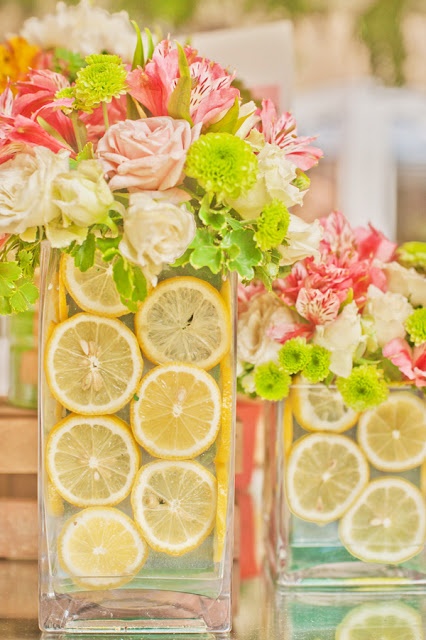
[255,99,323,170]
[296,287,342,325]
[319,210,358,267]
[267,319,313,343]
[238,281,267,312]
[127,40,240,127]
[383,338,426,387]
[354,223,397,263]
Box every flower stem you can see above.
[102,101,110,130]
[71,111,84,152]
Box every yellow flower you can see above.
[0,37,41,92]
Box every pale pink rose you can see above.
[96,117,201,192]
[383,338,426,387]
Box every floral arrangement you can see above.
[0,0,323,316]
[237,209,426,411]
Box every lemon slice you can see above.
[291,380,359,432]
[58,507,148,589]
[131,363,221,459]
[46,414,140,507]
[358,392,426,472]
[135,276,231,370]
[61,252,129,317]
[131,460,217,556]
[283,397,294,457]
[44,312,143,415]
[339,477,426,564]
[336,601,423,640]
[286,433,369,524]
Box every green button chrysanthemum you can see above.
[278,337,310,375]
[302,345,331,383]
[255,200,290,251]
[185,132,258,202]
[405,308,426,346]
[254,361,291,401]
[74,53,127,111]
[336,365,389,412]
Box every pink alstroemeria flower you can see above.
[383,338,426,387]
[354,223,397,263]
[256,99,323,171]
[237,281,267,313]
[127,40,240,127]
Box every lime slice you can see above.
[339,477,426,564]
[286,433,369,524]
[358,392,426,472]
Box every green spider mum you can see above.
[74,53,127,111]
[302,345,331,383]
[255,200,290,251]
[336,365,389,412]
[278,337,310,375]
[254,362,291,401]
[405,308,426,346]
[185,132,258,202]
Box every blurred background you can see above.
[1,0,425,243]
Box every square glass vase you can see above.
[264,382,426,589]
[38,243,237,633]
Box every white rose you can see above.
[237,292,295,366]
[363,284,413,349]
[21,0,137,60]
[384,261,426,308]
[314,302,366,377]
[278,215,322,265]
[226,144,304,219]
[53,160,114,227]
[119,193,196,286]
[0,146,70,235]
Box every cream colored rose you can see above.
[21,0,137,60]
[227,143,304,220]
[384,262,426,308]
[0,146,70,235]
[119,193,196,285]
[314,302,366,377]
[278,215,322,265]
[53,160,114,227]
[237,292,295,366]
[364,284,413,349]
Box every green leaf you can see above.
[145,28,155,61]
[207,98,240,134]
[73,233,96,272]
[190,246,223,273]
[131,20,145,69]
[190,228,216,249]
[199,204,226,230]
[222,229,262,280]
[96,236,121,253]
[171,247,192,267]
[9,280,39,313]
[75,143,95,162]
[131,266,148,302]
[0,297,11,315]
[0,262,22,281]
[167,43,193,124]
[113,256,133,300]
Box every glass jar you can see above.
[265,382,426,588]
[38,243,237,633]
[8,308,38,409]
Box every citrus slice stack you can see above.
[339,477,426,564]
[61,252,129,317]
[358,392,426,472]
[58,507,148,589]
[131,460,217,556]
[335,601,423,640]
[291,380,359,433]
[286,433,369,524]
[131,363,221,459]
[44,313,143,414]
[135,276,231,369]
[46,414,140,507]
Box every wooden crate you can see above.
[0,399,38,560]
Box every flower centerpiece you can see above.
[0,0,323,632]
[248,210,426,586]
